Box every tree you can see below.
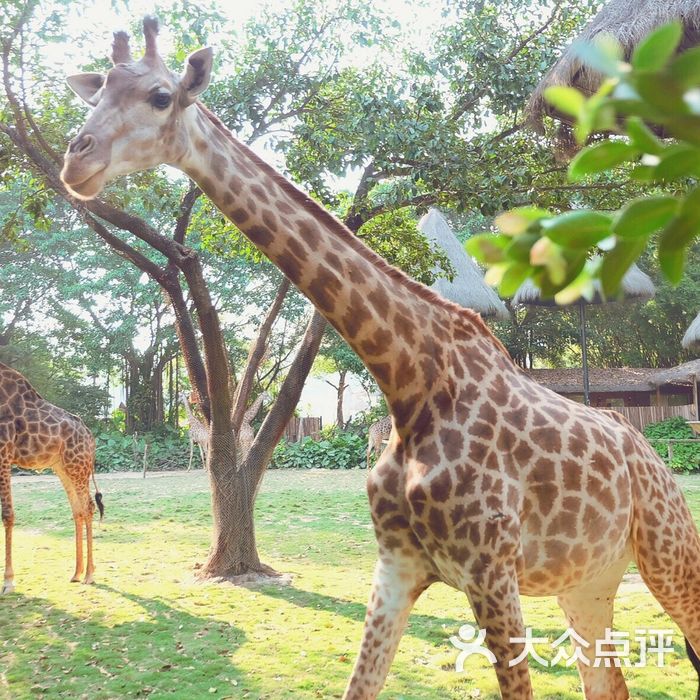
[315,328,371,427]
[0,0,452,580]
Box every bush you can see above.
[270,430,366,470]
[95,426,191,472]
[643,417,700,473]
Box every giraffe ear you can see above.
[180,47,213,105]
[66,73,105,106]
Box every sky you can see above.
[54,0,442,73]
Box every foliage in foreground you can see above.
[643,416,700,473]
[468,22,700,302]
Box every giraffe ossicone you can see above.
[61,18,700,699]
[0,362,103,592]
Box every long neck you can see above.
[182,395,199,425]
[180,105,510,428]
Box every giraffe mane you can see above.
[0,361,45,401]
[194,103,514,364]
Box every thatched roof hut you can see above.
[527,366,659,393]
[652,358,700,385]
[419,209,510,320]
[682,311,700,350]
[528,0,700,136]
[511,263,655,306]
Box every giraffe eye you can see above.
[151,91,172,110]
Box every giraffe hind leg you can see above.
[686,638,700,700]
[630,467,700,695]
[1,459,14,593]
[556,551,631,699]
[58,469,96,584]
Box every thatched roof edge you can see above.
[652,359,700,385]
[512,264,654,306]
[528,0,700,134]
[682,311,700,350]
[419,209,510,320]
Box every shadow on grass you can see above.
[256,582,693,699]
[0,586,255,699]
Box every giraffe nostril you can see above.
[69,134,96,157]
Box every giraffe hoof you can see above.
[1,581,15,594]
[82,576,95,585]
[70,576,81,583]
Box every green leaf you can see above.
[629,164,654,182]
[569,141,637,181]
[465,234,510,264]
[505,233,541,263]
[575,77,618,143]
[665,116,700,148]
[657,189,700,283]
[669,45,700,88]
[633,72,688,115]
[613,196,680,238]
[658,243,687,285]
[495,207,551,235]
[543,86,585,117]
[631,21,683,72]
[600,237,648,297]
[654,145,700,180]
[574,35,624,77]
[541,210,613,248]
[499,263,531,297]
[625,117,663,154]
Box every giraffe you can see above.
[180,392,208,470]
[60,19,700,698]
[366,415,392,469]
[238,391,270,459]
[0,362,103,593]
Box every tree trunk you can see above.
[336,369,347,427]
[197,311,327,581]
[197,430,276,579]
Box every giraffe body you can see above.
[366,415,392,469]
[0,362,102,592]
[60,21,700,698]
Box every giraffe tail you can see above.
[686,637,700,700]
[92,470,105,521]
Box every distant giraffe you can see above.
[180,393,208,470]
[0,362,103,593]
[366,415,392,469]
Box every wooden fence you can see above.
[613,404,696,432]
[284,416,322,443]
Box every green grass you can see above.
[1,469,699,699]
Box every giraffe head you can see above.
[61,17,213,200]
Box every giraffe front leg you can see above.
[466,569,533,700]
[71,514,84,583]
[343,553,434,700]
[83,514,95,585]
[1,462,15,594]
